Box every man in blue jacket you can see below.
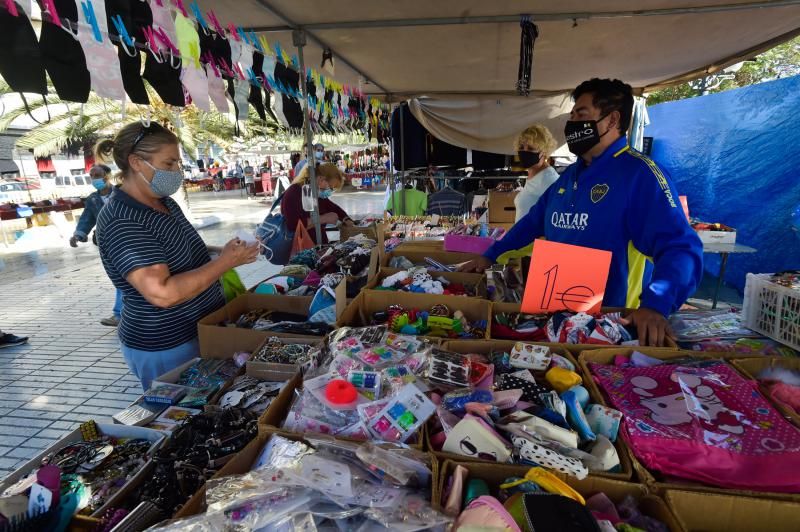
[461,79,703,346]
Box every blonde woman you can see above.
[513,124,559,222]
[280,162,353,244]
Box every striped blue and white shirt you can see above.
[96,188,225,351]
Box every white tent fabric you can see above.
[198,0,800,150]
[408,93,573,155]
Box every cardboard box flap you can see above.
[436,461,682,531]
[665,489,800,532]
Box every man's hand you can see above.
[457,256,493,273]
[621,307,677,347]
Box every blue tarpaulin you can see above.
[645,75,800,292]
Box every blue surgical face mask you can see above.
[139,159,184,197]
[92,178,107,191]
[315,151,324,160]
[319,188,333,199]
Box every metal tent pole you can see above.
[399,102,406,216]
[293,29,323,244]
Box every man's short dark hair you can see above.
[572,78,634,133]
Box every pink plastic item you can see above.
[444,234,495,255]
[590,360,800,492]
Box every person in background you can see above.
[294,142,325,178]
[94,122,259,390]
[243,160,255,198]
[0,329,28,349]
[281,163,353,244]
[513,125,560,222]
[460,78,703,347]
[69,164,124,327]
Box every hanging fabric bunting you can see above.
[0,1,48,95]
[248,51,267,121]
[113,0,151,104]
[39,0,90,102]
[74,0,126,101]
[150,0,177,46]
[233,78,250,120]
[207,65,228,113]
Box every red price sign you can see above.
[521,240,612,314]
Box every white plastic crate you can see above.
[742,273,800,351]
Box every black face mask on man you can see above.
[517,150,541,169]
[563,114,611,156]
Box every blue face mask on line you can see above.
[92,178,107,191]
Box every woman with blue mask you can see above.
[93,122,259,390]
[281,162,354,245]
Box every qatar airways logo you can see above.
[551,211,589,230]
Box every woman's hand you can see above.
[342,218,355,227]
[219,238,259,268]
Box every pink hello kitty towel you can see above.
[589,360,800,492]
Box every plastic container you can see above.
[742,273,800,351]
[444,234,495,255]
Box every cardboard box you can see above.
[366,268,487,298]
[336,290,492,340]
[488,190,518,223]
[247,248,380,293]
[382,249,482,270]
[246,336,323,383]
[696,228,736,245]
[579,349,800,502]
[435,460,683,532]
[198,286,346,358]
[0,425,163,517]
[339,222,382,243]
[433,339,632,480]
[489,303,662,355]
[664,489,800,532]
[731,357,800,428]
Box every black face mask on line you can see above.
[563,114,612,156]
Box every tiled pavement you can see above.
[0,187,386,480]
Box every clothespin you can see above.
[250,32,263,53]
[203,53,220,77]
[236,27,248,44]
[81,0,103,43]
[206,10,225,36]
[258,35,271,56]
[189,1,207,30]
[111,15,135,47]
[142,26,160,54]
[172,0,188,18]
[2,0,18,16]
[154,27,179,55]
[232,62,246,80]
[41,0,62,27]
[218,58,235,78]
[273,42,283,63]
[291,55,300,70]
[227,23,240,41]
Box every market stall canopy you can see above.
[198,0,800,97]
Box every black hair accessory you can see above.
[516,15,539,96]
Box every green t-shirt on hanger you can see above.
[386,188,428,216]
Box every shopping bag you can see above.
[291,220,315,256]
[220,269,246,303]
